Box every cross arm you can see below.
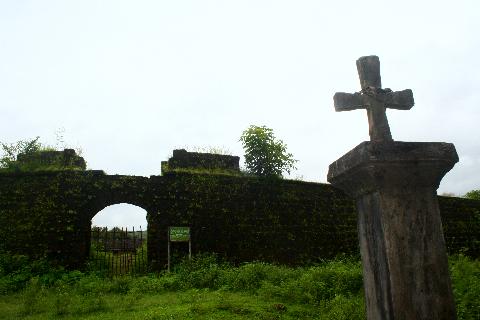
[385,89,414,110]
[333,92,364,112]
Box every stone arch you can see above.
[84,175,152,221]
[67,174,156,266]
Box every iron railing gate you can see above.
[90,226,148,276]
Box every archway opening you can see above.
[92,203,147,229]
[90,203,148,275]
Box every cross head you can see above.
[333,56,414,142]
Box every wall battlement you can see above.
[161,149,240,174]
[17,148,86,170]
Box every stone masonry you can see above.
[328,56,457,319]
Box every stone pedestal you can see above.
[328,141,458,320]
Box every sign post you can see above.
[167,227,191,272]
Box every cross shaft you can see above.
[333,56,414,142]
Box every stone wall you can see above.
[148,173,358,269]
[161,149,240,174]
[438,196,480,256]
[0,170,478,270]
[17,149,86,170]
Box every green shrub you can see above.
[318,294,365,320]
[53,283,72,316]
[110,276,132,294]
[20,277,47,316]
[0,253,30,276]
[0,253,68,293]
[173,253,226,290]
[74,274,111,295]
[449,254,480,319]
[257,258,363,304]
[131,273,179,293]
[221,262,284,292]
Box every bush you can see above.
[257,258,363,304]
[130,273,179,293]
[173,253,226,290]
[449,254,480,319]
[0,253,64,293]
[220,262,292,292]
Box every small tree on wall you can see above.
[0,136,43,169]
[240,125,297,177]
[464,190,480,200]
[0,135,86,172]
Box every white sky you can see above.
[1,1,479,228]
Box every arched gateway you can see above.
[0,149,478,270]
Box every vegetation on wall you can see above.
[1,169,479,271]
[0,135,86,172]
[240,125,297,178]
[175,145,233,156]
[161,166,245,177]
[0,136,44,169]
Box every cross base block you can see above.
[327,141,458,320]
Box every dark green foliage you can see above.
[464,189,480,200]
[450,254,480,319]
[0,253,478,319]
[221,262,284,292]
[172,253,226,289]
[256,258,363,304]
[240,125,297,177]
[158,253,363,302]
[0,253,66,293]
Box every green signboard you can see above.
[169,227,190,242]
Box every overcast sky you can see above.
[1,1,479,228]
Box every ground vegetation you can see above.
[0,253,478,319]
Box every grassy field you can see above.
[0,254,478,319]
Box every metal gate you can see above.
[90,226,148,276]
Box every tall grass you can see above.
[0,253,478,319]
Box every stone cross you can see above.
[333,55,414,142]
[328,56,458,319]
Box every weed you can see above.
[20,278,45,316]
[54,289,72,315]
[77,292,108,314]
[111,276,131,294]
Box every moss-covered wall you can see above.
[0,171,153,268]
[149,173,358,269]
[0,170,478,270]
[163,149,240,173]
[438,196,480,256]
